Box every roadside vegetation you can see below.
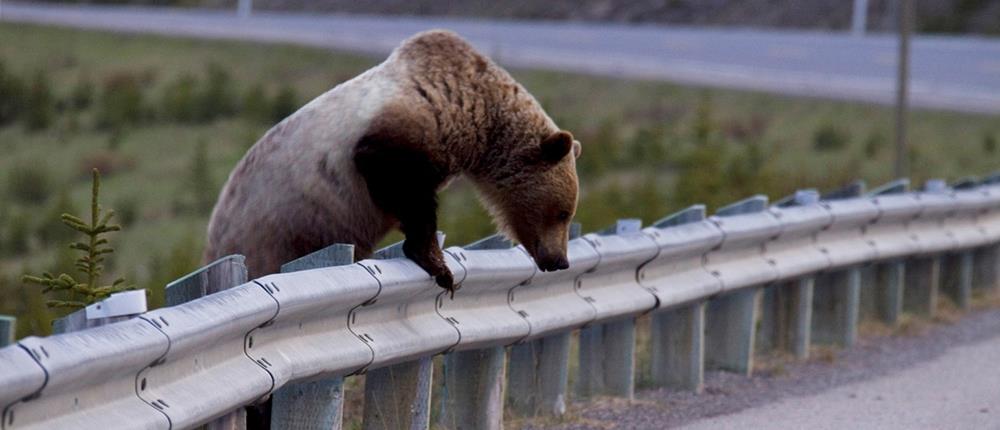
[0,22,998,337]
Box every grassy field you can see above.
[0,22,997,337]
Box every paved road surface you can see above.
[3,2,1000,114]
[679,335,1000,430]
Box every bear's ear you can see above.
[539,131,574,164]
[573,139,582,159]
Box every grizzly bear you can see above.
[204,30,581,291]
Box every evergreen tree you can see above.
[22,169,133,310]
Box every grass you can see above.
[0,21,998,338]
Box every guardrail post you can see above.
[575,219,640,400]
[808,185,864,348]
[875,260,905,326]
[705,288,760,375]
[903,255,940,317]
[52,289,147,334]
[704,197,767,376]
[867,180,909,327]
[972,245,999,292]
[812,271,859,346]
[0,315,14,346]
[759,278,813,358]
[439,234,510,430]
[651,302,705,391]
[166,255,249,430]
[362,236,442,430]
[507,224,580,417]
[270,244,355,430]
[941,252,973,310]
[648,207,707,391]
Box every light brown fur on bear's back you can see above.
[205,30,577,278]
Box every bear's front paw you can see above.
[435,271,454,291]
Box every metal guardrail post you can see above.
[758,190,826,358]
[976,174,1000,292]
[0,315,14,346]
[868,180,910,327]
[507,223,580,417]
[361,236,443,430]
[704,197,770,376]
[576,219,642,400]
[941,252,974,310]
[166,254,249,430]
[270,244,355,430]
[438,233,511,430]
[812,184,864,347]
[648,207,707,392]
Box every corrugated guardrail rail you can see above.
[2,176,1000,429]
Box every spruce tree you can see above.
[23,169,132,309]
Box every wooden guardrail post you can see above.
[0,315,14,346]
[361,236,441,430]
[270,244,355,430]
[166,255,249,430]
[648,207,707,392]
[576,219,641,400]
[507,224,580,417]
[439,233,511,430]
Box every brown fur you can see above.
[204,30,579,282]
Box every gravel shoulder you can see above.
[524,305,1000,429]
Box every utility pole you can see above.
[851,0,869,36]
[238,0,252,18]
[894,0,913,179]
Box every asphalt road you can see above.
[3,2,1000,114]
[679,334,1000,430]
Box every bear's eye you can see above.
[556,211,571,222]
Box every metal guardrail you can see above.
[2,178,1000,429]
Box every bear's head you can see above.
[480,130,581,272]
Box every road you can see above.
[679,334,1000,430]
[3,2,1000,114]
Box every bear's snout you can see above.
[535,254,569,272]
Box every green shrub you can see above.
[241,82,270,123]
[7,164,51,205]
[0,60,25,126]
[270,85,299,123]
[114,195,140,227]
[39,191,78,245]
[69,76,95,111]
[984,133,997,154]
[627,126,668,167]
[96,72,146,130]
[813,123,850,151]
[196,63,237,122]
[23,71,55,131]
[189,139,216,215]
[161,73,199,123]
[864,131,886,157]
[5,212,31,256]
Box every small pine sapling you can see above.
[23,169,133,309]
